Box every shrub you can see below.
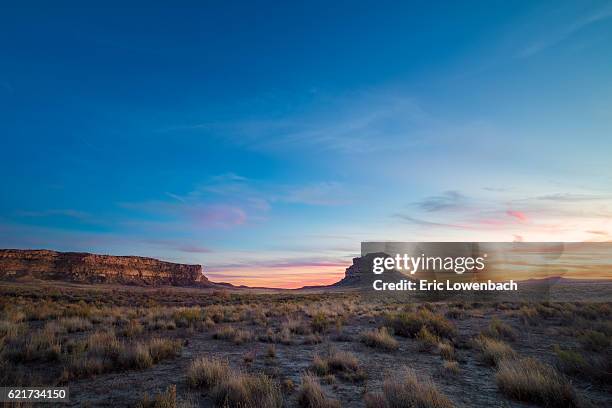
[553,345,587,375]
[360,327,399,351]
[496,357,582,407]
[148,338,182,362]
[367,367,454,408]
[6,326,61,362]
[310,350,365,382]
[187,356,231,389]
[385,309,455,340]
[119,342,154,369]
[137,385,177,408]
[297,373,340,408]
[519,307,539,325]
[311,312,329,333]
[483,317,517,341]
[211,372,282,408]
[438,342,454,361]
[122,319,144,338]
[475,336,516,366]
[579,330,609,352]
[173,307,202,327]
[213,326,253,344]
[417,327,440,352]
[58,317,93,333]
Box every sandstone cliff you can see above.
[0,249,210,287]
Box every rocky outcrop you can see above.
[0,249,210,287]
[334,252,408,287]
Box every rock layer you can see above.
[0,249,209,286]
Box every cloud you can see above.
[165,92,434,154]
[536,193,610,202]
[190,174,351,207]
[518,4,612,58]
[414,190,466,212]
[189,205,247,228]
[586,230,609,236]
[175,245,213,253]
[506,210,528,223]
[14,209,90,220]
[393,213,472,230]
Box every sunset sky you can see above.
[1,2,612,288]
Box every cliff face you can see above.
[0,249,210,287]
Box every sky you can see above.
[1,1,612,288]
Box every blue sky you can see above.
[1,1,612,287]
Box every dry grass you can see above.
[311,350,365,382]
[297,373,340,408]
[475,336,516,366]
[482,317,517,341]
[437,342,455,361]
[416,327,440,352]
[213,326,253,345]
[385,309,456,340]
[360,327,399,351]
[442,360,460,375]
[211,372,282,408]
[366,367,454,408]
[137,385,177,408]
[186,355,281,407]
[496,357,583,407]
[4,326,61,362]
[186,356,231,389]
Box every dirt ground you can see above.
[0,281,610,407]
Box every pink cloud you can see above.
[506,210,528,222]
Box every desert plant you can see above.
[360,327,399,351]
[186,356,231,389]
[366,367,454,408]
[416,327,440,352]
[483,317,517,341]
[211,372,282,408]
[475,336,516,366]
[137,385,177,408]
[496,357,582,407]
[297,373,340,408]
[578,330,609,352]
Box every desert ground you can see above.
[0,280,610,408]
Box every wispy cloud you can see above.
[414,190,467,212]
[14,209,90,220]
[518,3,612,58]
[164,92,437,154]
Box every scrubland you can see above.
[0,281,610,407]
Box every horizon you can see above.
[2,2,612,288]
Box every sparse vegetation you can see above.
[496,357,582,407]
[360,327,399,350]
[385,309,456,340]
[310,350,365,382]
[475,335,516,366]
[365,367,454,408]
[297,373,340,408]
[0,283,609,406]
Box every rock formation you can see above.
[0,249,210,287]
[333,252,409,287]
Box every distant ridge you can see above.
[0,249,212,287]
